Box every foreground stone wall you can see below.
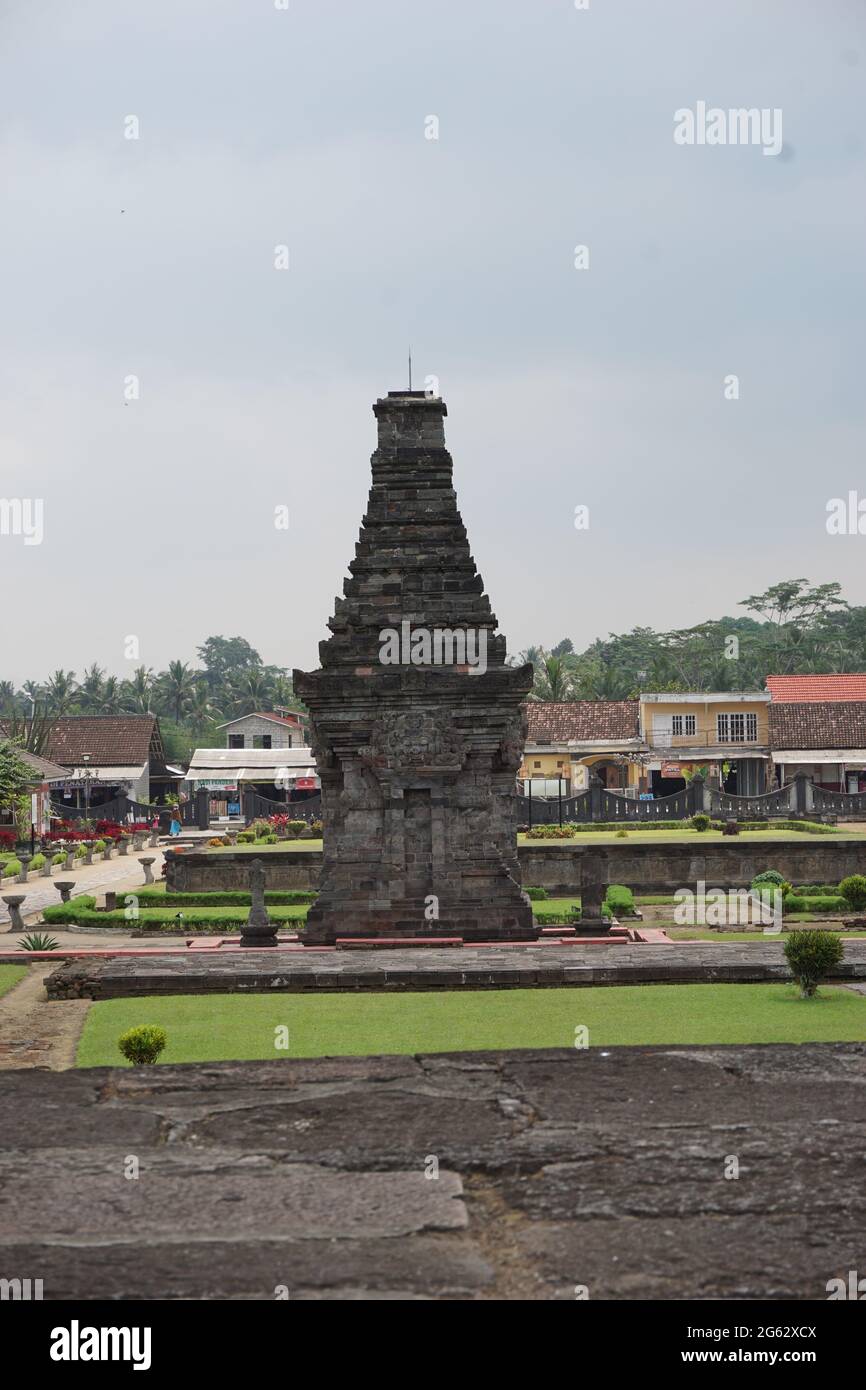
[166,836,866,897]
[2,1045,864,1299]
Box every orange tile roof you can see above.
[766,674,866,703]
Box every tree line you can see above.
[0,636,301,762]
[516,579,866,701]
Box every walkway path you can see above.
[0,966,89,1069]
[0,847,166,929]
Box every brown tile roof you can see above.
[19,749,71,782]
[525,701,640,743]
[766,674,866,702]
[769,701,866,750]
[38,716,163,767]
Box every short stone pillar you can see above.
[227,829,239,846]
[41,854,53,877]
[118,837,129,856]
[16,853,31,884]
[139,857,155,885]
[65,847,75,870]
[240,858,278,948]
[102,839,113,859]
[2,895,27,932]
[576,850,611,936]
[148,831,159,848]
[132,833,144,851]
[83,843,94,865]
[55,881,76,903]
[105,891,117,911]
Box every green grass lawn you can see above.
[519,829,856,844]
[208,841,323,853]
[75,982,866,1067]
[0,965,27,997]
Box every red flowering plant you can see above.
[0,828,17,850]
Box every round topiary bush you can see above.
[690,813,711,833]
[751,870,787,887]
[838,875,866,912]
[783,930,844,998]
[286,820,306,837]
[118,1025,168,1066]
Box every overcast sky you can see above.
[2,0,865,684]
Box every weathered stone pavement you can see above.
[1,1045,864,1299]
[44,937,866,999]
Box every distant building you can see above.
[769,701,866,793]
[0,749,70,837]
[218,711,307,750]
[36,715,178,808]
[520,702,641,794]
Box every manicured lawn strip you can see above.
[519,829,853,844]
[122,889,317,907]
[44,903,309,928]
[665,928,866,942]
[0,965,27,997]
[76,982,866,1067]
[208,841,323,853]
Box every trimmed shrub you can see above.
[286,820,307,838]
[51,852,66,866]
[838,875,866,912]
[29,853,46,870]
[751,870,786,887]
[783,930,844,998]
[74,843,88,858]
[118,1025,167,1066]
[524,886,548,901]
[237,830,256,844]
[783,894,847,916]
[2,859,21,878]
[605,884,636,916]
[615,827,628,838]
[93,839,107,853]
[690,814,711,833]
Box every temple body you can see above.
[294,391,537,944]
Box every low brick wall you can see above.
[166,838,866,898]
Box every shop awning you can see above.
[774,749,866,764]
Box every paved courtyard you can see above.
[1,1044,863,1299]
[0,847,166,928]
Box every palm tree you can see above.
[0,681,16,714]
[44,669,78,714]
[122,666,155,714]
[188,682,221,737]
[78,663,106,713]
[157,660,197,725]
[531,653,575,703]
[227,669,274,717]
[101,675,123,714]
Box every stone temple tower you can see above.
[294,390,538,944]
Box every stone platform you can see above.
[44,938,866,999]
[2,1045,864,1299]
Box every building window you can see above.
[533,761,541,768]
[717,712,757,743]
[253,735,272,750]
[672,715,696,737]
[228,734,244,749]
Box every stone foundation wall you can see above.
[166,838,866,898]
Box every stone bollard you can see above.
[65,847,75,870]
[2,895,27,933]
[83,843,94,865]
[132,834,144,851]
[118,837,129,856]
[139,857,155,885]
[105,891,117,911]
[41,854,53,878]
[102,839,113,860]
[55,881,76,903]
[16,853,31,884]
[148,831,159,848]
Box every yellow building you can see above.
[520,702,643,794]
[639,691,771,796]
